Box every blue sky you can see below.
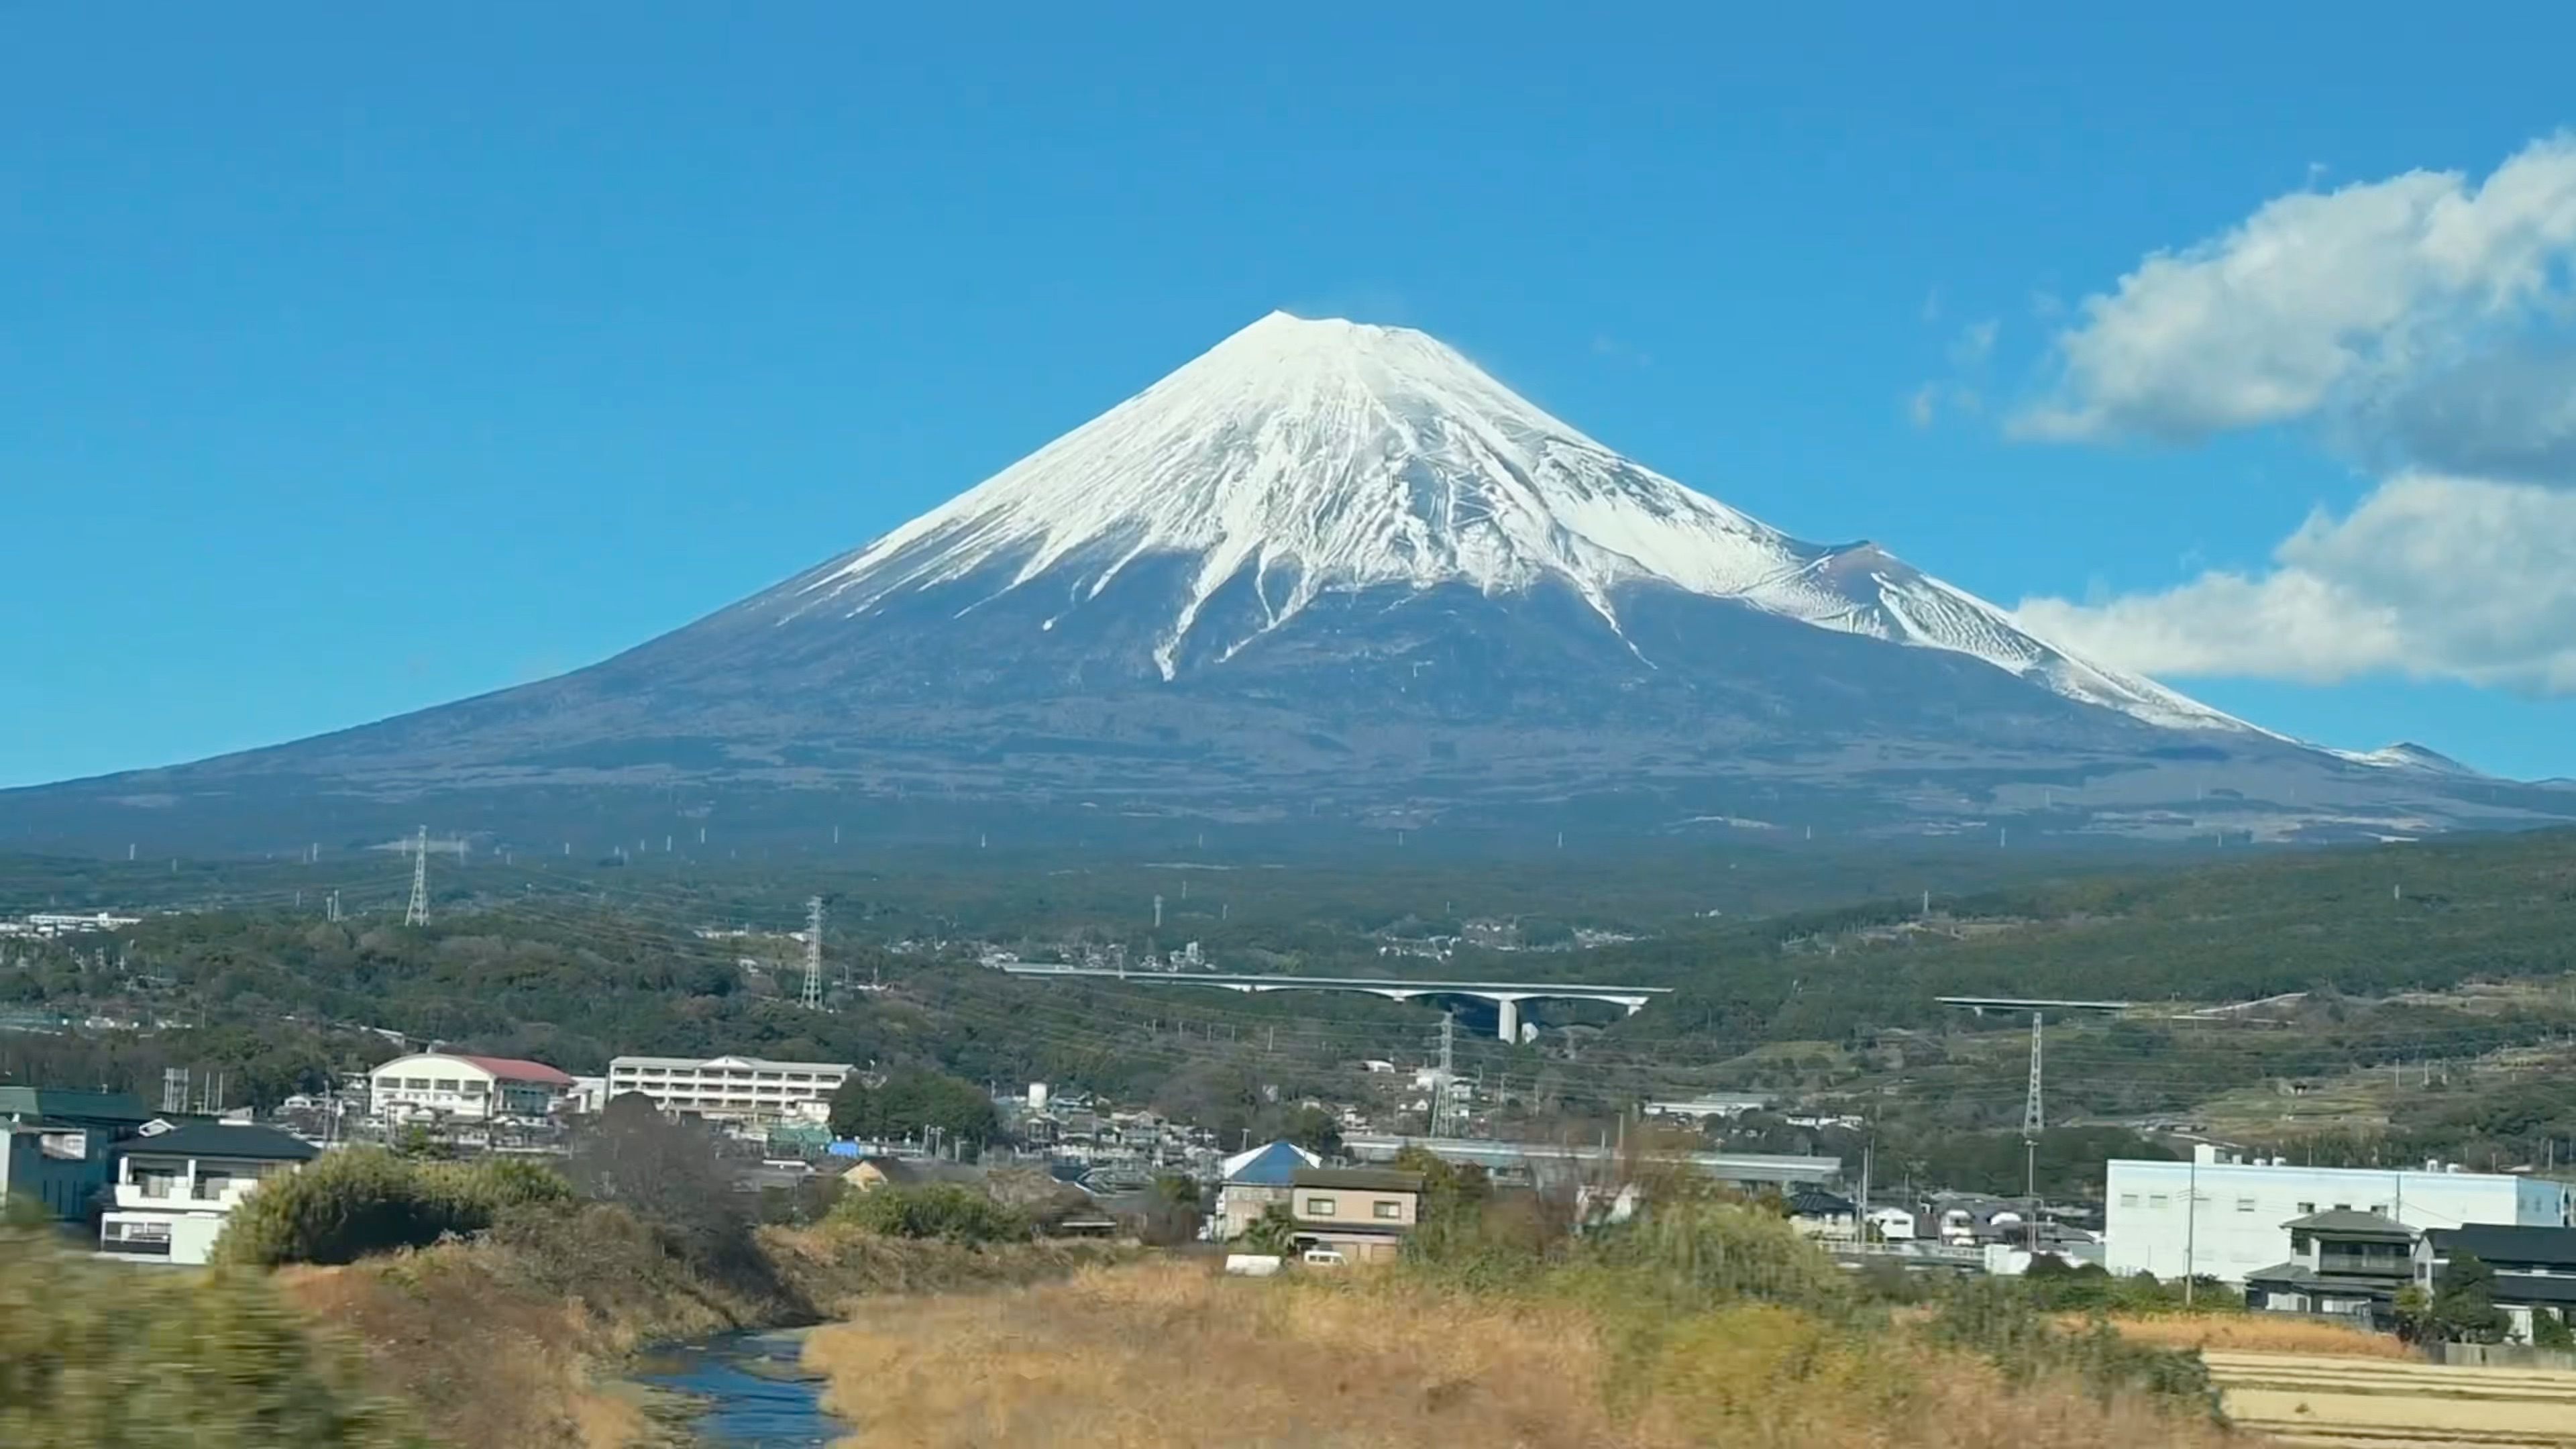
[7,5,2576,787]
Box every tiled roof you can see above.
[2425,1225,2576,1269]
[449,1055,578,1087]
[1224,1140,1321,1186]
[2284,1209,2414,1237]
[114,1120,320,1163]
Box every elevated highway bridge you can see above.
[992,963,1674,1040]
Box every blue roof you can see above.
[1226,1140,1313,1186]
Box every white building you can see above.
[605,1054,855,1122]
[368,1053,578,1123]
[98,1119,320,1265]
[2106,1146,2573,1284]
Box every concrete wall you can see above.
[2106,1159,2541,1283]
[1293,1186,1417,1231]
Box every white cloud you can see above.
[1949,319,1999,367]
[1907,384,1938,428]
[2015,473,2576,694]
[2014,134,2576,449]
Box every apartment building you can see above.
[605,1054,855,1122]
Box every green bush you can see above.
[215,1148,572,1267]
[1924,1277,2218,1417]
[1583,1199,1856,1318]
[830,1183,1028,1244]
[0,1224,420,1447]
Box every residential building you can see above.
[2244,1210,2418,1326]
[841,1156,990,1193]
[97,1119,319,1265]
[368,1053,577,1123]
[1214,1139,1322,1240]
[0,1087,153,1222]
[2416,1226,2576,1344]
[2106,1148,2571,1283]
[1287,1167,1421,1265]
[606,1054,855,1122]
[1787,1187,1860,1241]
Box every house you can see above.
[841,1156,989,1193]
[1214,1139,1322,1240]
[2244,1210,2418,1327]
[0,1087,154,1223]
[2106,1147,2570,1283]
[1285,1167,1422,1265]
[1787,1187,1860,1241]
[2416,1226,2576,1344]
[368,1052,577,1123]
[97,1119,319,1265]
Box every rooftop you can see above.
[0,1086,154,1125]
[115,1119,321,1163]
[2424,1224,2576,1267]
[1291,1167,1424,1194]
[609,1054,856,1073]
[2286,1210,2416,1239]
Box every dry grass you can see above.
[2203,1350,2576,1446]
[2103,1313,2417,1360]
[274,1208,1128,1448]
[803,1260,2237,1449]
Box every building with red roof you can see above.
[368,1051,575,1122]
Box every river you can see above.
[633,1327,851,1447]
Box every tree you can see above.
[2429,1252,2512,1344]
[1281,1104,1342,1159]
[569,1093,752,1269]
[2532,1306,2576,1351]
[1240,1201,1299,1258]
[828,1069,1000,1147]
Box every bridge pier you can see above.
[1495,997,1519,1044]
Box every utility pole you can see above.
[802,896,826,1010]
[2184,1152,2200,1307]
[2023,1012,2044,1248]
[405,826,431,927]
[1153,894,1164,930]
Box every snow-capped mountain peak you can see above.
[780,311,2249,732]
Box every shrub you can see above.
[832,1184,1028,1244]
[215,1148,572,1267]
[1585,1199,1856,1318]
[0,1224,418,1447]
[1924,1277,2218,1417]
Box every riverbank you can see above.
[277,1207,1128,1448]
[799,1257,2237,1449]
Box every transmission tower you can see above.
[1428,1012,1459,1138]
[801,896,826,1010]
[404,826,432,926]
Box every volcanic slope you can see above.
[10,313,2570,850]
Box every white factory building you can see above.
[2106,1146,2574,1283]
[605,1055,855,1122]
[368,1053,578,1122]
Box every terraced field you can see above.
[2209,1351,2576,1448]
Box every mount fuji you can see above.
[9,313,2571,851]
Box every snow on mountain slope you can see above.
[782,311,2252,733]
[2327,742,2487,777]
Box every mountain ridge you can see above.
[5,311,2571,853]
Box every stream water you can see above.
[633,1328,851,1447]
